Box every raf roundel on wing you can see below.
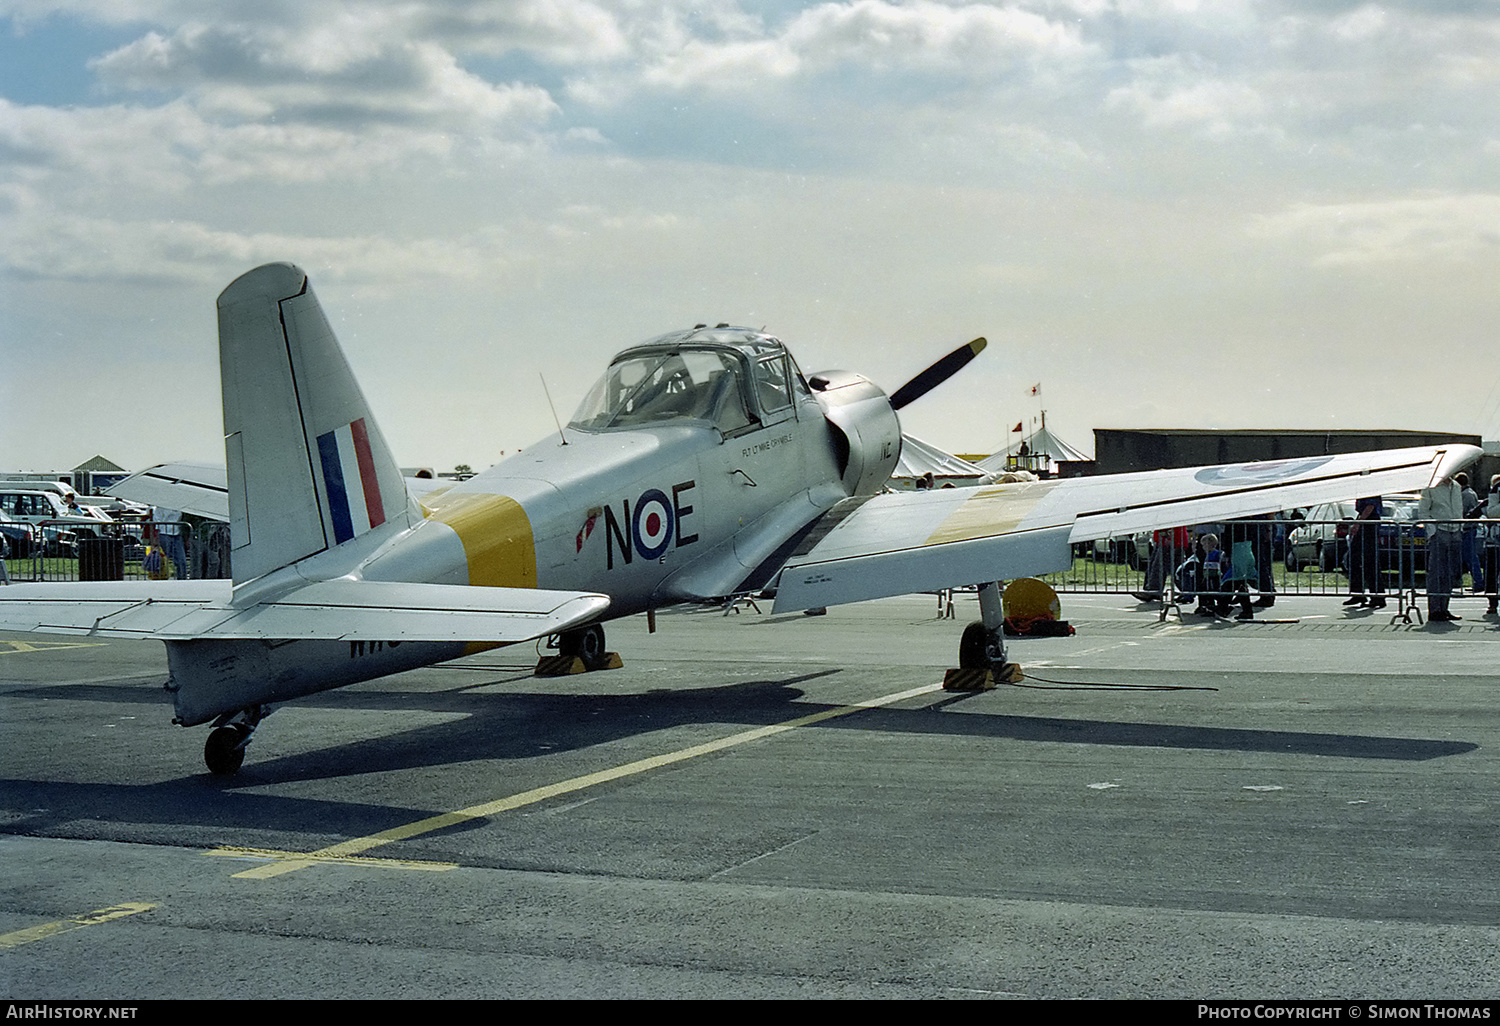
[1193,457,1334,488]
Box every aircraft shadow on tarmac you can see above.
[0,668,1478,844]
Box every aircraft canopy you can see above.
[570,328,806,434]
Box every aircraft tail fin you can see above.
[217,263,415,585]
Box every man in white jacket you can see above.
[1419,476,1465,621]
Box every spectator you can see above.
[151,506,189,581]
[1222,521,1258,620]
[1484,476,1500,617]
[1133,525,1191,603]
[1418,476,1465,622]
[1251,514,1277,608]
[1458,472,1484,595]
[1345,496,1386,610]
[1198,532,1226,617]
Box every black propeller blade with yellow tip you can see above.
[887,337,987,411]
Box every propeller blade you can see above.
[888,337,987,411]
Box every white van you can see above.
[0,489,114,540]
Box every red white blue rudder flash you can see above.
[317,418,387,544]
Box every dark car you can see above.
[0,510,34,559]
[1376,495,1426,580]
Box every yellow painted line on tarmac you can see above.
[224,680,942,880]
[0,902,156,950]
[204,845,458,874]
[0,640,110,655]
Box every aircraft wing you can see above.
[105,461,231,522]
[772,444,1480,612]
[0,579,609,642]
[105,461,453,521]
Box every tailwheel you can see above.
[204,725,248,776]
[202,705,267,775]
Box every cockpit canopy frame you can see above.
[568,327,808,437]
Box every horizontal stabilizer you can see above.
[105,460,455,523]
[0,579,608,642]
[105,461,230,522]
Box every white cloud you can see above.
[0,98,199,188]
[0,178,693,286]
[1328,4,1389,43]
[416,0,632,64]
[91,25,559,132]
[1249,194,1500,266]
[637,0,1092,91]
[2,208,503,284]
[0,94,553,191]
[1105,56,1268,139]
[6,0,1500,472]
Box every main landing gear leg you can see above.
[203,705,268,776]
[944,582,1023,691]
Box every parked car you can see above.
[1091,536,1140,565]
[1285,501,1356,572]
[120,524,147,561]
[0,488,113,543]
[0,509,35,558]
[0,513,77,559]
[1376,494,1426,578]
[43,525,79,558]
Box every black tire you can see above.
[1285,549,1300,573]
[204,726,246,776]
[959,622,995,670]
[560,624,607,670]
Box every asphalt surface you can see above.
[3,590,1499,999]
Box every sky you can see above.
[3,0,1499,475]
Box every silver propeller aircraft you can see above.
[0,263,1479,774]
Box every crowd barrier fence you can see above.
[1,520,230,584]
[1034,517,1494,618]
[4,517,1496,623]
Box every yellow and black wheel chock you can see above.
[942,662,1024,692]
[534,652,624,677]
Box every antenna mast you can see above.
[540,374,568,445]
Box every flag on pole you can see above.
[1029,383,1041,397]
[1011,422,1023,432]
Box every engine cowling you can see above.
[808,370,902,496]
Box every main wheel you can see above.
[959,622,997,670]
[559,623,607,670]
[204,725,246,776]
